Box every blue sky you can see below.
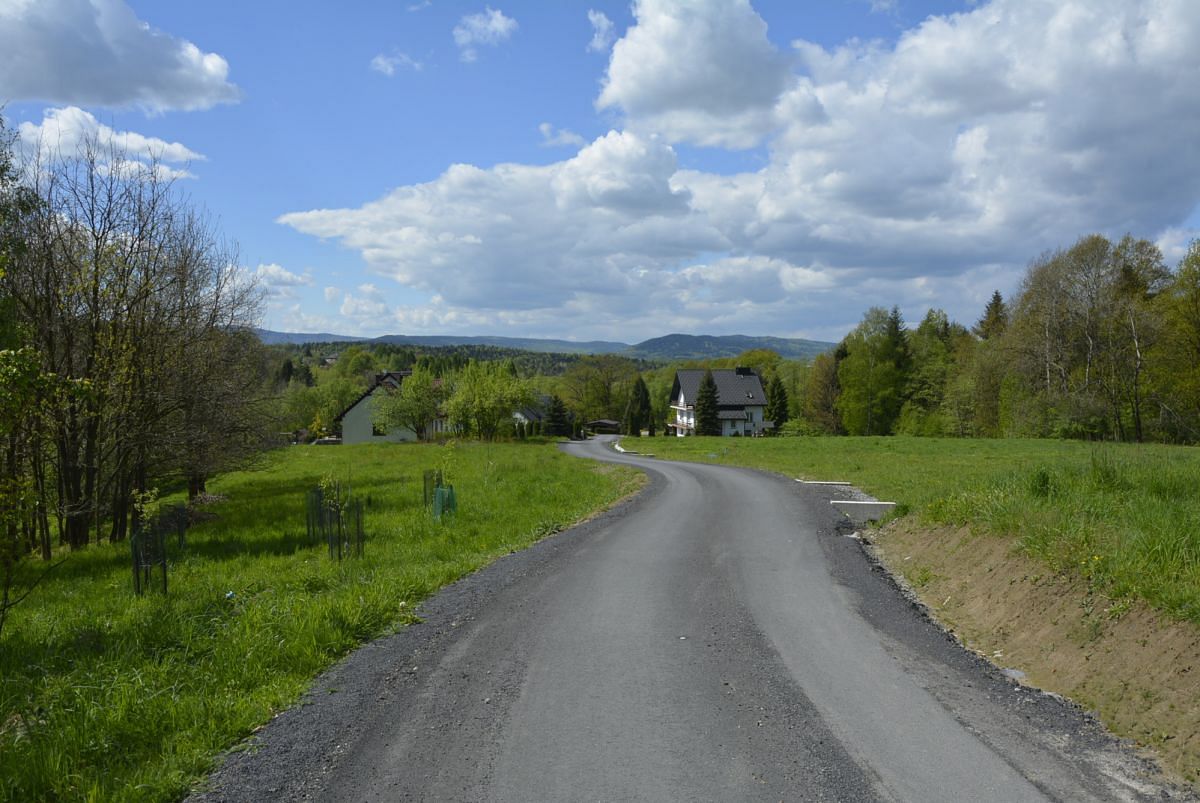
[3,0,1199,343]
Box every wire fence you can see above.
[130,503,188,595]
[305,481,365,560]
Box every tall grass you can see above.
[0,441,640,802]
[928,448,1200,621]
[644,435,1200,623]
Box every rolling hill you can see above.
[254,329,836,361]
[628,333,833,361]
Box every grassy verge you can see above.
[0,440,642,802]
[638,436,1200,623]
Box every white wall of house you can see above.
[673,406,694,435]
[675,404,767,437]
[340,388,418,445]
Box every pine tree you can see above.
[276,358,294,388]
[879,306,913,430]
[695,369,721,435]
[624,375,651,436]
[765,375,789,432]
[883,306,913,377]
[973,290,1008,340]
[544,395,570,437]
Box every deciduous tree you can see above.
[803,349,843,434]
[836,307,910,435]
[373,365,447,441]
[560,355,638,423]
[445,360,531,440]
[3,130,265,544]
[1150,240,1200,440]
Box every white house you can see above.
[334,371,440,444]
[669,367,770,437]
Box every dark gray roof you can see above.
[672,368,766,409]
[333,371,411,422]
[515,406,545,422]
[717,410,748,420]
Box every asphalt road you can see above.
[194,437,1188,802]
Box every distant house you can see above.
[334,371,444,444]
[513,394,551,428]
[669,367,769,437]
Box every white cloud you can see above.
[279,131,719,318]
[1156,227,1200,267]
[19,107,202,162]
[0,0,239,112]
[340,284,390,319]
[256,263,310,287]
[281,0,1200,341]
[672,256,835,305]
[18,106,204,179]
[552,131,692,214]
[755,0,1200,276]
[100,158,194,182]
[586,9,615,53]
[323,286,342,303]
[371,52,423,76]
[453,7,518,62]
[272,304,348,336]
[597,0,791,148]
[255,263,311,299]
[538,122,585,148]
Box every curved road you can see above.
[195,437,1183,802]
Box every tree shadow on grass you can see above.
[183,478,420,563]
[12,547,128,586]
[182,528,327,562]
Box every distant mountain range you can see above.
[628,333,832,361]
[254,329,835,361]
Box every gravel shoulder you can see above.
[190,438,1195,802]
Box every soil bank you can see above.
[869,518,1200,787]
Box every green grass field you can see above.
[0,440,640,802]
[638,435,1200,623]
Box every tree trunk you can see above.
[58,432,89,551]
[187,473,208,500]
[110,476,130,544]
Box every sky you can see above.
[2,0,1199,344]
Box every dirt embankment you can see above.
[870,519,1200,787]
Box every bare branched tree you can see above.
[2,128,267,549]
